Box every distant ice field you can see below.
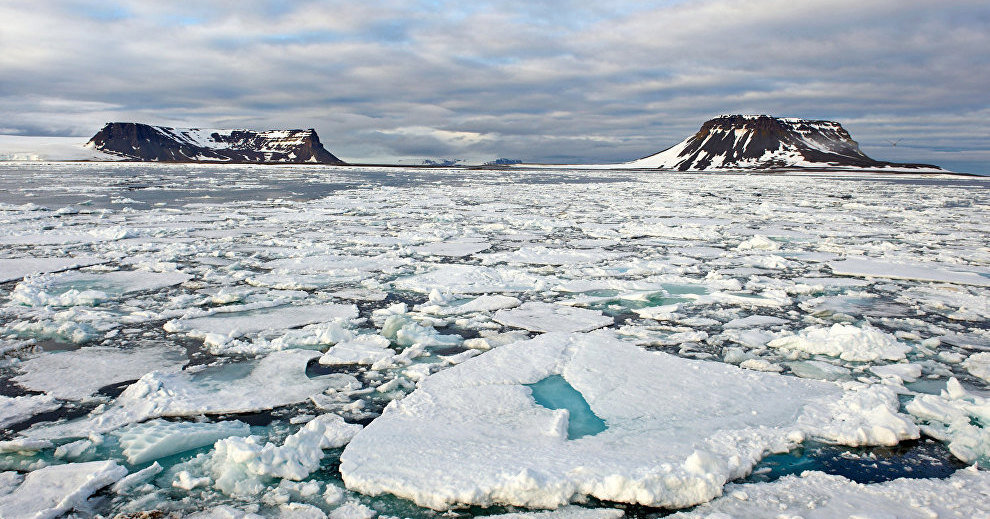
[0,162,988,518]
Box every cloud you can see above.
[0,0,987,170]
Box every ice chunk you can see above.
[0,257,102,283]
[906,378,990,463]
[0,394,60,428]
[481,246,627,266]
[116,419,251,464]
[319,335,395,366]
[211,414,362,496]
[411,238,492,257]
[963,352,990,383]
[27,350,338,438]
[487,506,624,518]
[11,270,192,307]
[735,235,779,251]
[830,257,990,286]
[768,323,910,362]
[12,345,185,401]
[668,466,990,519]
[785,360,850,381]
[798,383,919,446]
[165,303,358,340]
[340,333,843,510]
[393,264,545,294]
[186,505,264,519]
[0,460,127,519]
[870,363,923,383]
[722,315,788,329]
[494,302,613,333]
[381,315,462,347]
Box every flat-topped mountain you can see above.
[86,122,345,164]
[627,115,942,171]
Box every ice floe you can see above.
[768,323,911,362]
[116,419,251,464]
[339,332,900,510]
[0,460,127,519]
[669,466,990,519]
[11,345,186,401]
[493,302,613,333]
[0,257,103,283]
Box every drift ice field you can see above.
[0,162,988,518]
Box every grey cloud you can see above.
[0,0,988,171]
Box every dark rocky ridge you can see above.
[87,123,345,164]
[630,115,942,171]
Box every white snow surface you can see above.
[0,460,127,519]
[25,349,338,439]
[12,345,186,401]
[0,257,102,283]
[340,332,851,510]
[116,419,251,464]
[830,256,990,286]
[493,302,614,333]
[768,323,911,362]
[669,466,990,519]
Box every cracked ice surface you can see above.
[0,164,987,517]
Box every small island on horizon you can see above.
[0,115,954,174]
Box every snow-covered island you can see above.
[524,115,948,173]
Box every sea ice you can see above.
[963,352,990,383]
[211,414,362,496]
[0,460,127,519]
[829,257,990,286]
[11,270,192,307]
[165,303,359,340]
[26,350,340,438]
[11,345,186,401]
[340,332,849,510]
[319,335,395,366]
[668,466,990,519]
[0,394,60,428]
[493,302,613,333]
[768,323,911,362]
[393,264,546,294]
[905,378,990,463]
[0,257,102,283]
[116,419,252,464]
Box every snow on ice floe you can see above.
[0,394,60,428]
[393,264,546,294]
[668,466,990,519]
[11,270,192,307]
[0,460,127,519]
[767,323,911,362]
[905,378,990,463]
[829,256,990,286]
[164,303,358,353]
[25,350,338,439]
[340,332,915,510]
[493,302,613,333]
[116,419,251,464]
[0,257,103,283]
[209,414,362,496]
[11,345,186,401]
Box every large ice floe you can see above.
[0,163,987,517]
[340,332,916,510]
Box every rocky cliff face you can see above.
[628,115,941,171]
[86,123,345,164]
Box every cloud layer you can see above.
[1,0,988,171]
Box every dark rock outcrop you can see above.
[629,115,941,171]
[86,123,345,164]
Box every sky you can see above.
[1,0,988,173]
